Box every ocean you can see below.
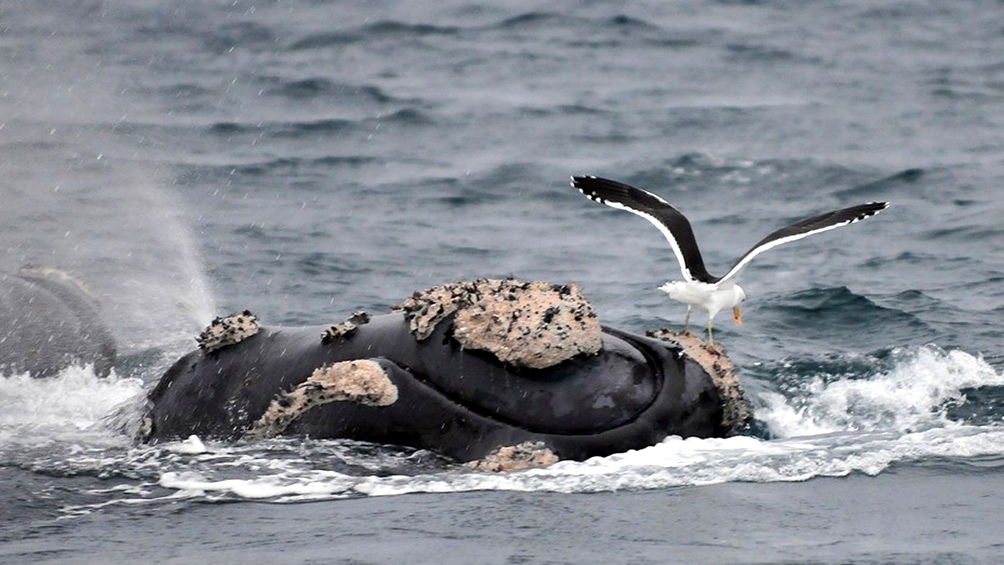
[2,1,1004,563]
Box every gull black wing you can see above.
[718,201,889,285]
[572,175,717,283]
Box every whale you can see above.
[141,279,750,465]
[0,267,116,378]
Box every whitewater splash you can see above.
[0,366,143,439]
[759,346,1004,437]
[3,346,1003,510]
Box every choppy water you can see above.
[2,1,1004,563]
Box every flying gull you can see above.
[572,175,888,342]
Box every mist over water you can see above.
[0,15,215,352]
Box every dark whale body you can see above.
[0,269,116,378]
[144,312,732,462]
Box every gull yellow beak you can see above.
[732,306,742,326]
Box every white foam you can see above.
[144,425,1004,502]
[758,346,1004,438]
[0,365,148,493]
[0,365,145,437]
[158,469,357,500]
[168,435,209,454]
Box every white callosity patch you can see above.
[647,328,752,434]
[244,360,399,440]
[393,278,602,369]
[320,310,370,344]
[467,441,559,472]
[195,310,260,353]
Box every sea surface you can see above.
[2,1,1004,563]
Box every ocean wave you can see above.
[518,104,610,118]
[287,31,359,51]
[725,42,799,62]
[919,224,1004,243]
[755,345,1004,437]
[496,12,565,29]
[832,168,924,199]
[208,118,353,137]
[259,79,396,104]
[201,20,276,54]
[760,286,932,346]
[289,21,460,51]
[858,251,941,269]
[207,108,435,139]
[208,155,383,178]
[627,154,869,198]
[495,12,699,50]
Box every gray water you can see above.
[2,1,1004,563]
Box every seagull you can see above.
[572,175,888,343]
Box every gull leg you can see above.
[706,317,714,344]
[683,307,692,332]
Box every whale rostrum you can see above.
[142,278,751,468]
